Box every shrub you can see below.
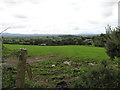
[105,25,120,59]
[2,67,17,88]
[69,60,120,88]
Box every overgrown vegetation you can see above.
[2,67,17,88]
[2,58,119,88]
[69,60,120,88]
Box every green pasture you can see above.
[3,44,119,88]
[4,44,109,61]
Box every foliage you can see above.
[2,67,17,88]
[69,60,120,88]
[24,81,50,88]
[71,66,88,76]
[2,46,13,57]
[105,25,120,59]
[2,45,18,63]
[93,34,107,47]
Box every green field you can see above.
[3,44,119,88]
[4,44,109,62]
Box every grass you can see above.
[4,44,109,62]
[3,44,119,88]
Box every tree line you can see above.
[3,35,93,46]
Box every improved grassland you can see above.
[4,44,109,62]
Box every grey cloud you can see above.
[103,11,113,18]
[3,0,40,5]
[69,3,77,6]
[14,15,28,19]
[73,27,80,30]
[0,23,10,26]
[88,20,98,24]
[4,0,16,4]
[69,2,80,11]
[12,25,27,29]
[0,7,4,11]
[0,23,12,28]
[32,30,40,32]
[102,2,116,7]
[27,0,41,4]
[74,7,80,11]
[101,1,116,18]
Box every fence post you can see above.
[16,48,27,88]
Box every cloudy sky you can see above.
[0,0,119,34]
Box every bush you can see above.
[2,46,18,58]
[2,67,17,88]
[105,25,120,59]
[69,60,120,88]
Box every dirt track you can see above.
[2,55,57,66]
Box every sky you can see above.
[0,0,119,34]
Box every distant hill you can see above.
[2,33,60,37]
[2,33,99,37]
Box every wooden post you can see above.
[16,48,27,88]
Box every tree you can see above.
[93,34,107,47]
[105,25,120,59]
